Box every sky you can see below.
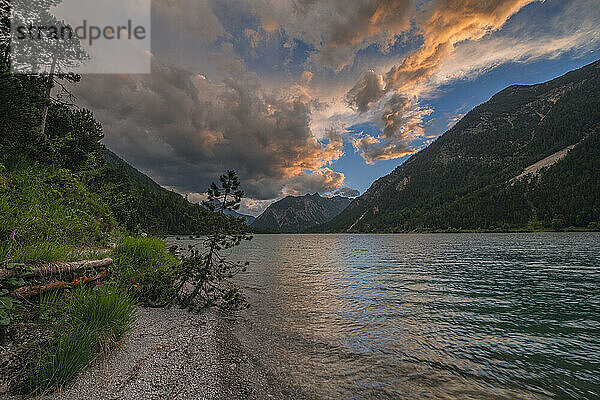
[71,0,600,216]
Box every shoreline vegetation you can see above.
[0,174,252,398]
[1,50,253,397]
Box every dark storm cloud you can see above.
[75,59,346,200]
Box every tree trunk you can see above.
[40,52,57,135]
[9,269,108,298]
[0,258,113,279]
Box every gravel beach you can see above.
[24,307,313,400]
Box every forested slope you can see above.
[251,194,351,233]
[0,60,219,237]
[321,59,600,232]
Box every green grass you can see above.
[28,283,136,394]
[112,236,178,304]
[0,158,116,263]
[68,283,137,342]
[28,326,98,394]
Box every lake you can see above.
[174,233,600,399]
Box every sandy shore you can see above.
[23,307,313,400]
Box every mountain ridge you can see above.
[318,59,600,232]
[251,193,351,233]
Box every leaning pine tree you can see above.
[177,170,252,310]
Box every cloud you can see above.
[284,168,346,196]
[342,0,543,162]
[238,198,275,216]
[346,70,386,113]
[332,187,361,197]
[385,0,541,91]
[152,0,226,44]
[244,28,263,48]
[301,70,314,84]
[317,0,414,70]
[352,133,418,164]
[429,1,600,88]
[380,94,432,139]
[75,59,347,200]
[242,0,415,71]
[446,113,465,128]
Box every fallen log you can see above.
[9,269,108,298]
[0,258,113,279]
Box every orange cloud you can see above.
[345,0,540,163]
[301,70,314,84]
[352,134,418,164]
[317,0,414,70]
[385,0,541,91]
[284,168,347,196]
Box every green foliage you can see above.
[27,325,98,394]
[112,236,178,304]
[0,159,115,262]
[65,283,138,342]
[0,263,29,328]
[28,283,136,394]
[84,160,220,237]
[177,171,252,310]
[0,66,49,162]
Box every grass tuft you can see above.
[112,236,178,304]
[28,283,136,394]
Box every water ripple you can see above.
[177,232,600,399]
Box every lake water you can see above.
[176,233,600,399]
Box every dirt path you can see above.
[31,307,311,400]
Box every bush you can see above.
[112,236,178,304]
[28,283,136,394]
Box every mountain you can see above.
[203,199,256,225]
[226,210,255,225]
[251,193,351,233]
[103,148,168,193]
[320,59,600,233]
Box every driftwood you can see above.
[9,269,108,298]
[0,258,113,279]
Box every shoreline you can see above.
[10,307,311,400]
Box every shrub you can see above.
[67,283,137,343]
[112,236,178,304]
[28,283,136,394]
